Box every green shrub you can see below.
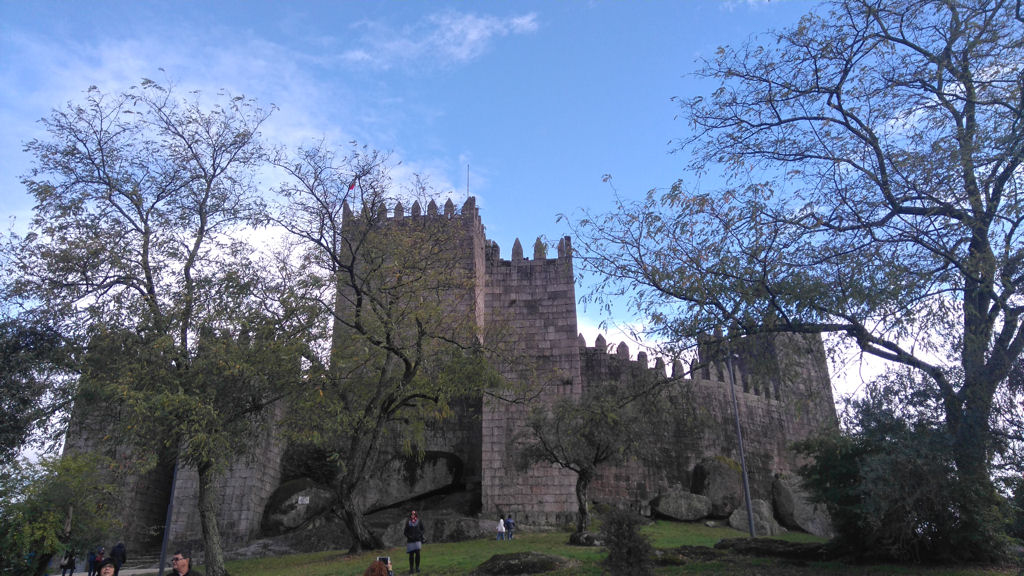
[796,370,1008,564]
[599,508,653,576]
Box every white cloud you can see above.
[722,0,779,9]
[1,7,536,243]
[341,10,539,70]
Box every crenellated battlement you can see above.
[485,235,573,264]
[341,196,485,237]
[576,333,786,402]
[337,195,576,274]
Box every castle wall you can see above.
[586,332,837,516]
[167,400,288,550]
[64,403,174,554]
[481,237,581,524]
[64,195,839,551]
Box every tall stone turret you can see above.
[481,235,581,524]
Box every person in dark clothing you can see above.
[59,550,75,576]
[87,548,97,576]
[109,542,127,576]
[504,514,516,540]
[169,549,201,576]
[403,510,425,574]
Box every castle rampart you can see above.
[65,195,837,553]
[580,332,836,516]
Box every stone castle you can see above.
[66,196,837,554]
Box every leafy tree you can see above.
[272,144,501,552]
[9,80,284,576]
[1009,476,1024,542]
[1000,358,1024,542]
[797,369,976,562]
[0,316,70,465]
[994,357,1024,494]
[570,0,1023,560]
[0,454,119,576]
[516,378,653,535]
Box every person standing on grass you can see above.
[504,514,516,540]
[403,510,425,574]
[496,516,506,540]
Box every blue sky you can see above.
[3,1,874,392]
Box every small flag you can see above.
[348,179,357,191]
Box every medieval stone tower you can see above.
[65,196,838,554]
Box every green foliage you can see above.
[0,317,71,464]
[11,79,287,576]
[1007,477,1024,542]
[599,508,654,576]
[272,144,502,551]
[0,454,119,576]
[797,370,1008,563]
[569,0,1024,562]
[517,377,670,534]
[518,386,637,475]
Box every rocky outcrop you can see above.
[261,478,334,535]
[691,457,745,517]
[470,552,578,575]
[728,499,784,537]
[714,537,835,560]
[355,452,463,512]
[650,486,712,521]
[772,474,834,538]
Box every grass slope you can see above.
[179,521,1019,576]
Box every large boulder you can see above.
[728,499,784,537]
[772,474,834,538]
[650,485,712,521]
[691,457,744,517]
[714,538,834,560]
[354,451,463,512]
[568,531,602,546]
[470,552,577,575]
[261,478,335,535]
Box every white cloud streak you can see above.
[341,11,539,70]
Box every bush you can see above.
[1008,478,1024,542]
[796,370,1008,563]
[599,508,653,576]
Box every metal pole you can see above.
[726,350,756,537]
[157,459,179,576]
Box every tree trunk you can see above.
[32,552,54,576]
[944,369,1004,560]
[575,471,592,534]
[197,462,229,576]
[63,503,73,541]
[339,489,383,554]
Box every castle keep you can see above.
[67,196,837,553]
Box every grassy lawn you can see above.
[145,521,1019,576]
